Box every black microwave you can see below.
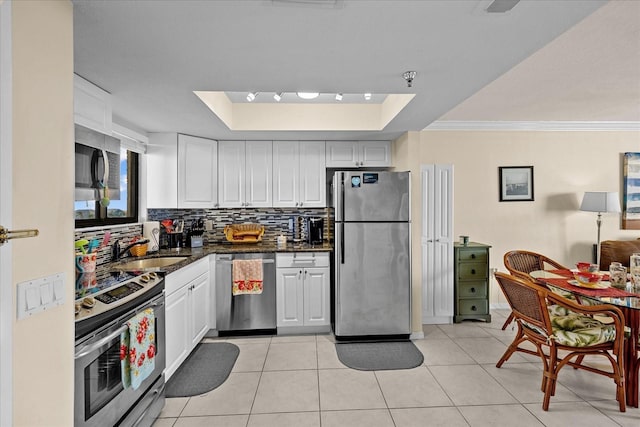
[75,124,121,201]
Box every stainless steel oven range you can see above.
[74,271,166,427]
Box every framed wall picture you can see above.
[499,166,534,202]
[622,152,640,230]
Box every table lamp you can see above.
[579,191,621,266]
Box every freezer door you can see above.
[334,222,411,336]
[334,171,410,222]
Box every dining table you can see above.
[530,269,640,408]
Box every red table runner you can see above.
[543,269,638,298]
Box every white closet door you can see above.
[422,164,454,324]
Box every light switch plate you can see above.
[17,272,66,320]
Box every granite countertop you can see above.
[109,240,333,275]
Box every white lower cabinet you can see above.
[164,258,210,380]
[276,252,330,334]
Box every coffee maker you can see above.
[306,217,324,245]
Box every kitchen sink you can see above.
[113,256,188,271]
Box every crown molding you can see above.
[424,121,640,131]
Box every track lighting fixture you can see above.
[273,92,283,102]
[403,71,416,88]
[246,92,257,102]
[364,93,372,100]
[335,93,343,101]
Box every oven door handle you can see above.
[75,324,128,359]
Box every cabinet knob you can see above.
[471,305,477,311]
[471,269,476,274]
[471,254,476,259]
[470,287,476,293]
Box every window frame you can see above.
[75,150,139,228]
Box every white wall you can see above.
[12,1,74,425]
[394,129,640,330]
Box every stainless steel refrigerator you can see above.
[332,171,411,338]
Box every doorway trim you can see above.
[0,0,14,425]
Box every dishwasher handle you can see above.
[217,259,274,265]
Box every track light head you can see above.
[403,71,416,88]
[246,92,257,102]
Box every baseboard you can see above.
[422,316,453,325]
[410,331,425,340]
[490,302,510,310]
[277,325,331,335]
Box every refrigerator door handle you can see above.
[340,172,345,264]
[340,221,345,264]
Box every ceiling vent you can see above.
[485,0,521,13]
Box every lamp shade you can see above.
[580,191,621,213]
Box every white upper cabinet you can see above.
[299,142,326,207]
[273,141,326,208]
[218,141,272,208]
[178,134,218,208]
[147,133,217,208]
[272,141,299,207]
[147,133,179,209]
[325,140,391,168]
[74,74,112,135]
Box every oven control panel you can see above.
[75,272,161,322]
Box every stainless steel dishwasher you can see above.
[215,253,276,332]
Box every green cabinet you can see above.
[454,242,491,323]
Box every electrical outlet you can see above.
[490,268,498,277]
[204,220,214,231]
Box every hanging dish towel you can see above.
[120,308,156,390]
[232,259,263,295]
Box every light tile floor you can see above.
[153,309,640,427]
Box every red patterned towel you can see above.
[232,259,263,296]
[120,308,156,390]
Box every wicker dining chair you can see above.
[501,250,570,330]
[494,272,626,412]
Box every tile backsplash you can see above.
[74,207,333,281]
[147,207,331,246]
[74,224,143,282]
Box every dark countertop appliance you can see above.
[306,217,324,245]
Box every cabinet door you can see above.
[73,74,112,135]
[299,141,326,207]
[190,272,210,347]
[146,133,178,208]
[245,141,272,207]
[272,141,299,207]
[303,267,329,326]
[178,134,218,208]
[164,286,190,380]
[276,268,304,327]
[359,141,391,167]
[218,141,245,207]
[325,141,358,168]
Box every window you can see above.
[75,147,139,227]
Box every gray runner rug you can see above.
[166,342,239,397]
[335,340,424,371]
